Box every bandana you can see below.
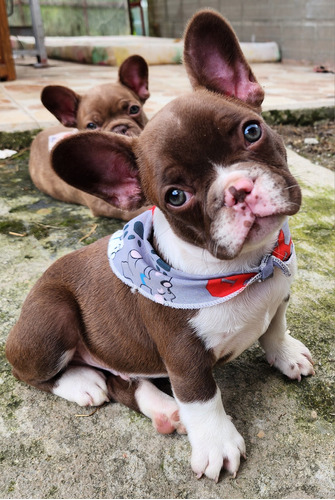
[107,209,294,310]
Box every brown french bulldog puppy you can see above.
[7,10,314,482]
[29,55,150,220]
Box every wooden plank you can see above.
[0,0,16,81]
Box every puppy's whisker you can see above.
[284,184,300,191]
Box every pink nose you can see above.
[225,177,254,208]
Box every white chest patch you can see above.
[189,258,296,361]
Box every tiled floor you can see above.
[0,56,334,132]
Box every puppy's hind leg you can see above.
[6,283,109,406]
[53,365,109,407]
[107,376,186,434]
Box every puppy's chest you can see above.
[190,269,291,361]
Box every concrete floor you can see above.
[0,56,334,499]
[0,56,334,132]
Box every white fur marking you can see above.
[260,324,315,381]
[135,379,185,433]
[176,388,246,481]
[53,366,109,406]
[190,256,296,361]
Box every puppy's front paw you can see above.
[266,332,315,382]
[191,416,246,482]
[53,366,109,406]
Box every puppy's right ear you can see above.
[41,85,81,127]
[51,132,145,211]
[183,9,264,110]
[118,55,150,103]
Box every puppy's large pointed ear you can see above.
[183,9,264,110]
[41,85,81,127]
[51,132,145,211]
[118,55,150,103]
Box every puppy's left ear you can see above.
[52,132,145,211]
[119,55,150,103]
[183,9,264,110]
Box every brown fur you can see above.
[6,235,216,403]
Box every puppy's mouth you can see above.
[112,124,139,137]
[210,207,287,260]
[107,120,143,137]
[207,166,301,260]
[245,213,284,242]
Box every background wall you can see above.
[7,0,335,65]
[147,0,335,65]
[8,0,130,36]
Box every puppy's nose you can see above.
[225,177,254,208]
[112,124,129,135]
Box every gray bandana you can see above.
[107,209,294,310]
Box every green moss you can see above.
[288,291,334,366]
[0,130,40,150]
[290,188,335,273]
[3,394,23,420]
[0,220,26,235]
[45,486,59,498]
[7,480,16,493]
[283,182,335,423]
[286,373,334,423]
[58,216,82,228]
[128,409,147,425]
[0,150,35,201]
[262,106,334,126]
[19,439,45,458]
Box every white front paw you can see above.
[178,389,246,482]
[53,366,109,406]
[191,416,246,482]
[266,332,315,381]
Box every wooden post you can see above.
[0,0,16,81]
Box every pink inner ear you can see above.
[54,93,79,127]
[104,180,143,209]
[194,45,264,108]
[52,133,145,212]
[206,54,264,106]
[125,71,149,101]
[184,12,264,109]
[96,152,143,209]
[119,56,149,101]
[42,87,79,127]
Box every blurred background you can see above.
[6,0,335,65]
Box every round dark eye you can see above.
[86,122,97,130]
[243,122,262,143]
[129,105,140,115]
[166,189,188,207]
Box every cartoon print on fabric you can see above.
[121,249,176,304]
[111,215,177,305]
[108,209,295,310]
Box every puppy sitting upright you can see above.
[6,10,314,482]
[29,55,149,220]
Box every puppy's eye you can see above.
[243,122,262,143]
[86,122,98,130]
[165,188,192,207]
[129,105,140,115]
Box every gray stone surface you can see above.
[0,149,334,499]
